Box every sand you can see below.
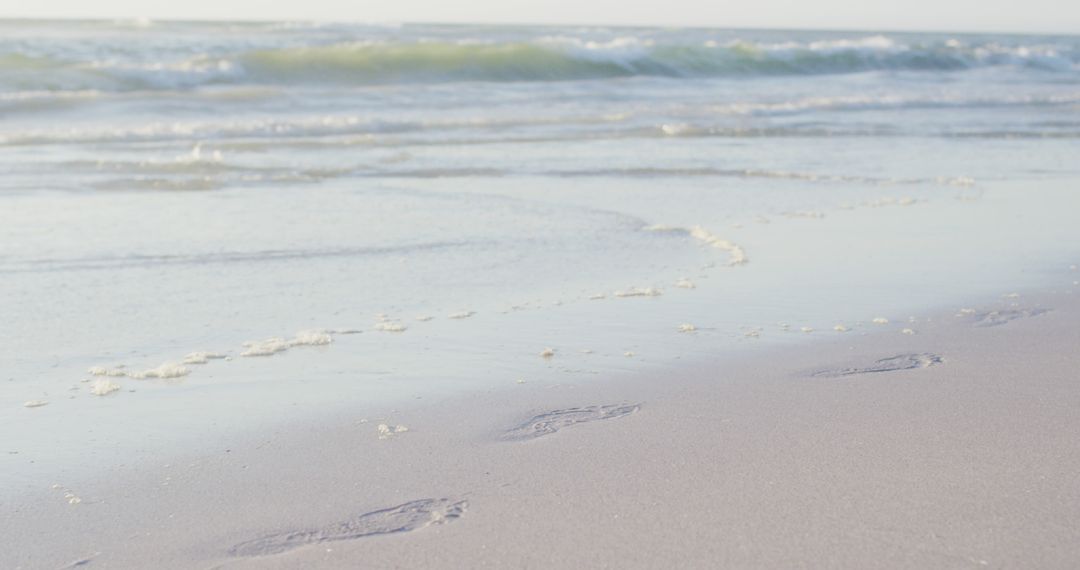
[5,288,1080,569]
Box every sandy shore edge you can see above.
[7,286,1080,569]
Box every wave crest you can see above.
[2,35,1077,92]
[236,36,1080,84]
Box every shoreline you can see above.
[6,176,1080,500]
[7,282,1080,568]
[3,264,1071,493]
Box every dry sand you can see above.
[6,289,1080,569]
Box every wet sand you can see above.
[6,287,1080,569]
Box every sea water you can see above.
[2,20,1079,489]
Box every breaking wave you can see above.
[2,35,1077,92]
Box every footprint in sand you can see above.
[502,404,640,441]
[810,353,943,378]
[229,497,467,557]
[968,308,1049,328]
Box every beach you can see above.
[6,283,1080,569]
[2,20,1080,568]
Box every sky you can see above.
[2,0,1079,34]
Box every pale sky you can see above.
[3,0,1079,34]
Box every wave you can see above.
[704,92,1080,116]
[142,37,1080,85]
[0,241,477,274]
[24,159,979,193]
[5,117,1079,150]
[2,35,1077,92]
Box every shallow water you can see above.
[2,21,1080,490]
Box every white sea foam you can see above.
[240,338,290,356]
[241,330,335,356]
[87,366,127,377]
[613,287,663,298]
[128,362,190,379]
[377,424,409,439]
[89,379,122,396]
[89,361,189,379]
[291,330,334,346]
[688,226,748,266]
[182,352,227,365]
[645,225,748,266]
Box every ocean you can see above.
[2,20,1079,488]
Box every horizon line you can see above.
[0,14,1076,37]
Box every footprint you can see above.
[229,497,467,557]
[810,353,943,378]
[969,308,1049,328]
[502,404,640,441]
[59,553,99,569]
